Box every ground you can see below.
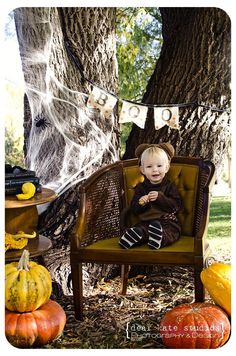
[45,266,197,349]
[44,258,229,349]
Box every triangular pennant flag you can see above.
[154,107,179,130]
[87,86,117,117]
[119,101,148,129]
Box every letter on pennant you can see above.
[87,86,117,118]
[154,107,179,130]
[119,101,148,129]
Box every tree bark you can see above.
[123,8,231,178]
[14,7,119,176]
[14,7,119,295]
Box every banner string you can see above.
[62,33,230,114]
[86,78,230,114]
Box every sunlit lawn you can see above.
[207,196,231,262]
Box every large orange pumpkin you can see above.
[160,303,230,349]
[5,299,66,348]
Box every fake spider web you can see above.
[15,8,119,197]
[26,80,118,197]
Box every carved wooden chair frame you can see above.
[70,156,215,320]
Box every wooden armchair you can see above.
[70,156,215,320]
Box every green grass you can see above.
[207,196,231,261]
[208,196,231,238]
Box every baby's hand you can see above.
[148,191,159,201]
[139,195,149,205]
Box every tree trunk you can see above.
[14,7,120,295]
[123,7,231,178]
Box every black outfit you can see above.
[119,176,183,249]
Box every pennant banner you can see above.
[154,107,179,130]
[87,86,117,118]
[119,101,148,129]
[86,85,182,130]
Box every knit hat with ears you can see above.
[135,142,175,164]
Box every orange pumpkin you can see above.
[160,303,230,348]
[5,299,66,348]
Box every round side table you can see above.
[5,188,57,263]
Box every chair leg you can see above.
[120,264,130,295]
[71,262,83,320]
[194,261,205,302]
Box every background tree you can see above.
[116,8,162,102]
[123,7,231,178]
[5,128,24,166]
[4,13,25,167]
[116,7,162,154]
[13,7,119,294]
[5,83,24,166]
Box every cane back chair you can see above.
[70,156,215,320]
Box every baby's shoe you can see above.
[119,227,144,249]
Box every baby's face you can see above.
[140,154,169,184]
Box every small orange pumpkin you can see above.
[5,299,66,348]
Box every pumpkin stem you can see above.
[17,249,30,271]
